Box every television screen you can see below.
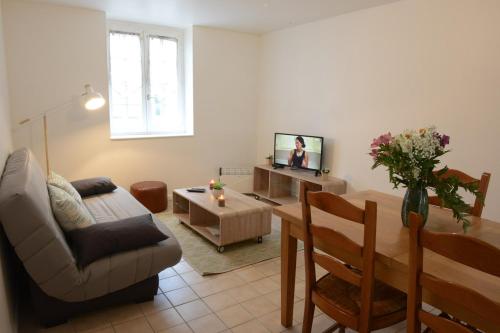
[274,133,323,171]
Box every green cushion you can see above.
[48,171,82,204]
[48,184,95,232]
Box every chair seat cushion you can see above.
[315,273,407,317]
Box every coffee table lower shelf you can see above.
[176,215,220,244]
[174,212,267,252]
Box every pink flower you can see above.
[440,134,450,147]
[370,132,393,160]
[371,132,392,148]
[433,132,450,148]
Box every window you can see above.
[108,23,190,138]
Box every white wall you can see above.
[192,26,259,191]
[257,0,500,220]
[4,0,109,179]
[4,0,500,220]
[0,2,11,168]
[4,0,260,193]
[0,0,17,330]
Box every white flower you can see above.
[413,166,420,178]
[395,126,441,160]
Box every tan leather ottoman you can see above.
[130,181,167,213]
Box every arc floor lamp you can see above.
[18,84,106,174]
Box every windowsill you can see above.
[110,133,194,140]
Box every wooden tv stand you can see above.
[253,165,346,205]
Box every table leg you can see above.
[281,219,297,327]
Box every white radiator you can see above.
[219,167,253,193]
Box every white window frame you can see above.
[107,21,190,139]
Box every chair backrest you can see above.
[407,212,500,333]
[301,182,377,331]
[428,169,491,217]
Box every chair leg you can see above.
[322,323,340,333]
[302,297,315,333]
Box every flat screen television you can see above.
[274,133,324,172]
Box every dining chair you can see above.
[407,212,500,333]
[301,183,407,333]
[428,169,491,217]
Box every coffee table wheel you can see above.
[217,246,225,253]
[257,236,263,243]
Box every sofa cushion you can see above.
[71,177,117,197]
[48,184,95,232]
[68,214,167,267]
[67,187,182,301]
[48,171,83,204]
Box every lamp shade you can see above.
[81,84,106,111]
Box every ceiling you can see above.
[32,0,401,34]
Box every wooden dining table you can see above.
[274,190,500,333]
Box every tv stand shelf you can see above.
[253,165,346,205]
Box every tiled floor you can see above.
[20,205,439,333]
[22,250,439,333]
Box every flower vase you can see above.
[401,186,429,227]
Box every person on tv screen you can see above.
[288,136,309,168]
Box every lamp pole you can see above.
[18,99,74,175]
[16,84,105,175]
[43,114,49,173]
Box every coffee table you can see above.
[173,186,272,252]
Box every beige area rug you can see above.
[156,212,303,275]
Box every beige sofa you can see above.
[0,148,182,325]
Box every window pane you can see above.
[148,36,182,133]
[109,31,146,135]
